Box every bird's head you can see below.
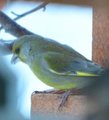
[11,36,29,64]
[11,35,46,64]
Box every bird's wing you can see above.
[43,52,103,76]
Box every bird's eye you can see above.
[15,48,20,54]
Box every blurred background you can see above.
[0,0,92,119]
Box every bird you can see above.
[11,34,104,108]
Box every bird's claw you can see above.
[58,90,72,110]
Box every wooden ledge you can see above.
[31,93,91,120]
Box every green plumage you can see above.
[12,35,104,90]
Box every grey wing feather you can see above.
[69,59,104,74]
[43,52,104,75]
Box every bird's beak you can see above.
[11,54,19,64]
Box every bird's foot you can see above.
[58,89,83,110]
[58,90,72,110]
[50,89,65,94]
[33,89,65,95]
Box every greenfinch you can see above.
[11,35,104,107]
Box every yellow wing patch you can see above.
[49,68,98,77]
[76,71,98,77]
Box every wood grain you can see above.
[92,0,109,68]
[31,93,89,120]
